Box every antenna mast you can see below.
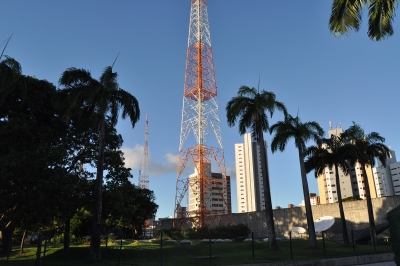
[139,114,149,189]
[174,0,230,227]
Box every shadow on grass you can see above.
[0,239,393,266]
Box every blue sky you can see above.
[2,1,400,219]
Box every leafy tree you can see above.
[329,0,398,41]
[58,66,140,261]
[342,122,390,244]
[226,85,287,250]
[70,208,93,242]
[305,134,356,245]
[103,182,158,238]
[269,114,323,247]
[0,58,66,254]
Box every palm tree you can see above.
[0,56,22,106]
[329,0,398,41]
[58,66,140,261]
[305,134,356,245]
[269,114,323,247]
[226,85,287,250]
[342,122,390,245]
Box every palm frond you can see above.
[59,68,93,87]
[1,56,22,75]
[329,0,366,36]
[100,66,119,91]
[237,86,256,97]
[115,88,140,128]
[226,85,286,141]
[368,0,398,40]
[0,56,23,106]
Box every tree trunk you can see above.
[334,163,350,244]
[20,229,26,254]
[361,163,377,244]
[1,227,13,255]
[64,218,71,253]
[298,147,317,247]
[89,117,105,261]
[35,234,42,266]
[258,131,277,250]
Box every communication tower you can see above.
[175,0,230,227]
[139,114,149,189]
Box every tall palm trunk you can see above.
[20,229,26,254]
[258,130,277,250]
[298,147,317,247]
[64,218,71,253]
[1,227,13,254]
[334,163,350,244]
[89,117,105,261]
[361,163,377,245]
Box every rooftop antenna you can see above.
[257,74,260,93]
[329,121,332,129]
[111,52,120,69]
[0,34,13,60]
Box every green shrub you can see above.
[51,233,75,244]
[158,224,250,240]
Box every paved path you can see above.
[356,261,395,266]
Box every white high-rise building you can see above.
[373,150,400,197]
[188,164,231,215]
[234,133,268,213]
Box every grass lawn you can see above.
[0,239,393,266]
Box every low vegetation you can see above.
[0,238,393,266]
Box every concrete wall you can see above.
[159,196,400,239]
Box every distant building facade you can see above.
[317,127,377,204]
[373,150,400,197]
[234,133,269,213]
[299,193,320,206]
[188,164,231,215]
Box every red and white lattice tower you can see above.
[174,0,230,227]
[139,114,149,189]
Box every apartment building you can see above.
[188,163,231,215]
[235,133,269,213]
[299,193,320,206]
[373,150,400,197]
[317,127,377,204]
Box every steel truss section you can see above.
[175,0,230,228]
[175,145,230,227]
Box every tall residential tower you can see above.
[235,133,269,212]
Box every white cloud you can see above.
[148,153,180,176]
[120,146,234,178]
[120,145,143,170]
[120,147,193,177]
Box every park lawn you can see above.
[0,239,393,266]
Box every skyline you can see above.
[2,1,400,219]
